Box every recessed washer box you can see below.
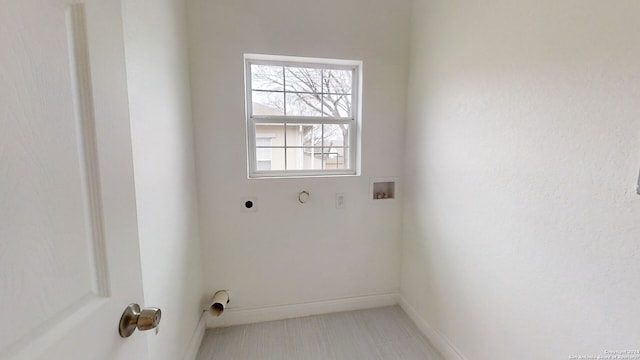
[370,177,398,201]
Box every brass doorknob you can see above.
[119,303,162,338]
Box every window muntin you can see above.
[246,55,361,178]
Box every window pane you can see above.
[252,91,284,116]
[285,93,322,117]
[285,124,302,147]
[323,147,348,169]
[255,137,272,147]
[323,69,352,95]
[256,160,272,171]
[284,67,322,93]
[255,124,284,146]
[322,124,349,148]
[286,147,323,170]
[256,139,272,162]
[251,64,284,91]
[322,94,352,118]
[256,147,272,161]
[304,124,323,147]
[257,147,284,171]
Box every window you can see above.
[255,137,273,170]
[245,54,361,178]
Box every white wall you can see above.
[402,0,640,359]
[188,0,410,320]
[121,1,205,359]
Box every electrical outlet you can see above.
[336,193,346,209]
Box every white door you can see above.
[0,0,149,359]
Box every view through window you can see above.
[245,54,361,178]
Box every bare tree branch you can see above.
[255,64,353,149]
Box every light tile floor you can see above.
[196,306,444,360]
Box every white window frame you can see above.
[244,53,362,179]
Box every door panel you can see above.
[0,1,147,359]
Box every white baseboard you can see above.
[206,292,398,328]
[183,312,206,360]
[399,296,467,360]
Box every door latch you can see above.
[119,303,161,338]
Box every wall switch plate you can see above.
[336,193,346,209]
